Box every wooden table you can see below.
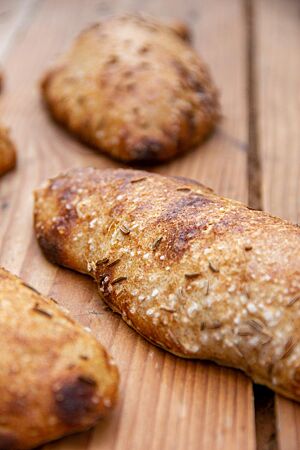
[0,1,299,449]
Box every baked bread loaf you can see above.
[0,126,16,177]
[41,15,220,163]
[0,267,118,450]
[34,168,300,402]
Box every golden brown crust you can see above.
[34,168,300,402]
[41,15,220,163]
[0,72,17,177]
[0,126,16,177]
[0,267,118,450]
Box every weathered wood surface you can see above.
[0,1,298,449]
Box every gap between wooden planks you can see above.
[0,0,256,449]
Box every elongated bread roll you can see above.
[0,126,16,177]
[41,15,220,163]
[34,168,300,402]
[0,267,118,450]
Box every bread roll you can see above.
[41,15,220,163]
[34,168,300,402]
[0,267,118,449]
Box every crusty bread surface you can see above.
[0,126,16,177]
[0,267,118,450]
[34,167,300,402]
[41,15,220,163]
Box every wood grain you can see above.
[255,0,300,449]
[0,0,36,62]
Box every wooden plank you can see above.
[0,1,255,449]
[254,0,300,449]
[0,0,37,61]
[0,4,38,274]
[255,0,300,224]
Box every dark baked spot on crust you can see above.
[175,25,191,43]
[131,138,164,163]
[152,197,254,261]
[38,235,63,266]
[162,226,199,259]
[138,45,150,54]
[172,60,203,92]
[213,210,246,235]
[158,194,212,222]
[0,432,18,450]
[188,77,205,94]
[153,195,213,260]
[54,376,97,425]
[182,108,198,134]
